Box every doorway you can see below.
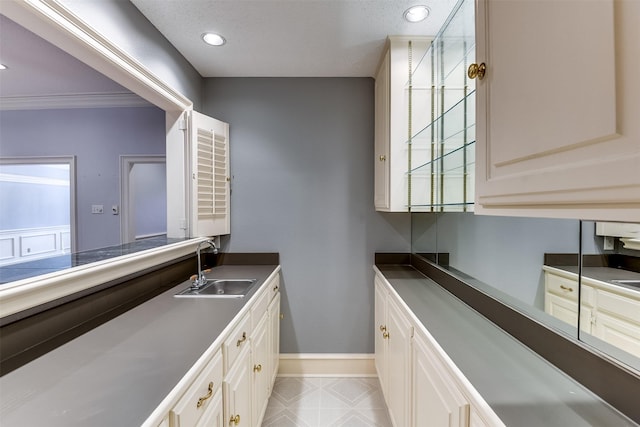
[120,156,166,244]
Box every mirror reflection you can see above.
[0,14,174,283]
[411,212,640,371]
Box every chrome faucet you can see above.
[192,239,218,289]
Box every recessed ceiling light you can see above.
[404,5,430,23]
[202,32,226,46]
[0,64,7,70]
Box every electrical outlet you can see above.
[604,236,614,250]
[91,204,104,214]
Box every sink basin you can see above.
[175,279,258,298]
[611,279,640,289]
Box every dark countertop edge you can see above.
[375,253,640,424]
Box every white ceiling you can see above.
[129,0,458,78]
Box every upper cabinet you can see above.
[473,0,640,221]
[375,37,432,212]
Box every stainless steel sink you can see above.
[175,279,258,298]
[611,279,640,289]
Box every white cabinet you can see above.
[374,269,505,427]
[374,37,431,212]
[170,350,224,427]
[251,313,269,426]
[149,269,282,427]
[412,330,469,427]
[544,266,640,359]
[474,0,640,221]
[374,275,413,427]
[268,292,281,386]
[224,345,252,427]
[543,268,594,333]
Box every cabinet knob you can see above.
[196,381,214,408]
[279,313,284,320]
[379,324,387,332]
[230,414,240,425]
[467,62,486,80]
[273,285,279,292]
[254,364,262,373]
[383,331,390,339]
[379,155,387,162]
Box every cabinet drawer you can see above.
[170,349,223,427]
[251,287,270,330]
[546,273,579,300]
[224,313,251,373]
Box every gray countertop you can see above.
[547,265,640,293]
[377,265,638,427]
[0,264,279,427]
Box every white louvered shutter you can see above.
[190,111,230,237]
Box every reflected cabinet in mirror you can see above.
[412,212,640,372]
[0,14,175,284]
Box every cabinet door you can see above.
[374,277,387,390]
[375,50,390,210]
[268,292,281,387]
[386,297,413,427]
[474,0,640,221]
[224,345,252,427]
[252,313,270,426]
[413,332,469,427]
[593,312,640,359]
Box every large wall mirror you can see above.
[412,212,640,373]
[0,14,181,284]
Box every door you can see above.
[474,0,640,220]
[269,292,281,386]
[252,313,270,425]
[374,51,390,210]
[374,277,388,390]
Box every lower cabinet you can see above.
[544,267,640,358]
[412,331,469,427]
[374,270,505,427]
[151,269,281,427]
[224,345,253,427]
[375,276,413,427]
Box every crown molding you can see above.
[0,92,152,110]
[0,0,193,112]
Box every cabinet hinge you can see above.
[178,119,187,131]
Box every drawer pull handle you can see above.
[379,325,387,332]
[196,382,214,408]
[383,331,390,339]
[560,285,574,292]
[236,332,247,347]
[230,414,241,425]
[254,364,262,373]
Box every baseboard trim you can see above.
[278,353,376,377]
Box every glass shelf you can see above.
[406,90,475,144]
[406,0,475,211]
[408,141,476,175]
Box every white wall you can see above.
[203,78,411,354]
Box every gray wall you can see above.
[59,0,203,109]
[412,212,602,309]
[203,78,411,354]
[0,106,166,251]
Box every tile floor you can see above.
[261,377,393,427]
